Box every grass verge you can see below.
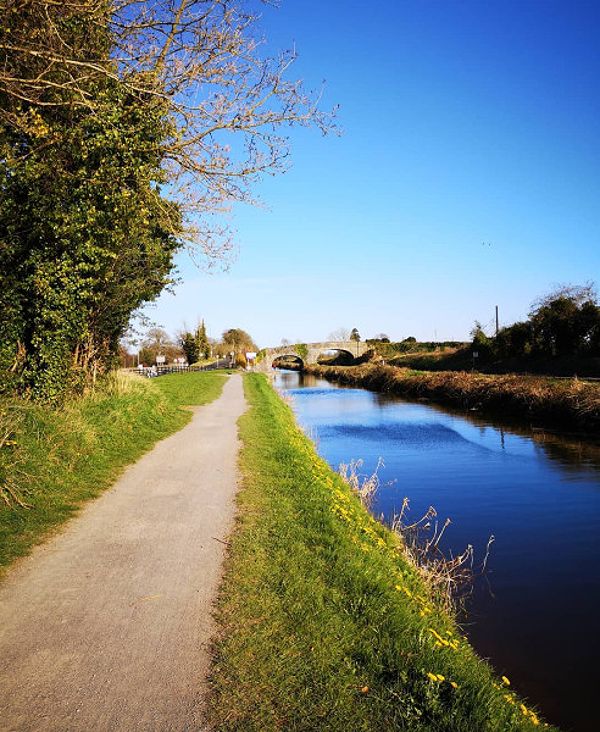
[0,370,227,572]
[306,363,600,433]
[207,374,553,731]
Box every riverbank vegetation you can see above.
[207,374,553,730]
[0,371,226,572]
[305,364,600,433]
[370,285,600,378]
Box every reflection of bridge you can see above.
[257,341,369,371]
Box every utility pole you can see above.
[495,306,499,336]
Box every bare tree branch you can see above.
[0,0,339,263]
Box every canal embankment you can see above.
[0,370,228,572]
[207,373,552,731]
[305,363,600,433]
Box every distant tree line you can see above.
[124,324,257,368]
[472,285,600,362]
[366,338,465,355]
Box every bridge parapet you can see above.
[256,341,369,372]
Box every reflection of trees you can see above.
[370,390,600,478]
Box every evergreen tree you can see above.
[195,320,210,360]
[181,333,200,365]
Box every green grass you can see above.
[207,374,555,731]
[0,370,227,572]
[152,369,229,407]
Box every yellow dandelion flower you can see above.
[450,681,459,689]
[436,674,445,682]
[426,672,438,682]
[501,675,510,686]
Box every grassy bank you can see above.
[386,349,600,378]
[208,374,552,731]
[0,370,227,572]
[306,363,600,433]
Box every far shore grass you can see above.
[0,370,227,573]
[306,363,600,433]
[207,373,553,731]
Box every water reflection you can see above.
[273,369,600,732]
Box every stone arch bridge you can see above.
[256,341,369,372]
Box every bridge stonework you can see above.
[256,341,369,372]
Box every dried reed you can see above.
[339,458,494,615]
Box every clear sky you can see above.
[144,0,600,348]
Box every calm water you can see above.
[273,370,600,732]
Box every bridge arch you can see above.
[256,340,369,372]
[271,353,304,370]
[315,348,354,365]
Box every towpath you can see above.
[0,374,246,731]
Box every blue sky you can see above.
[145,0,600,347]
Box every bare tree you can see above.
[328,327,350,341]
[530,282,598,314]
[0,0,338,265]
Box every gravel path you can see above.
[0,374,246,732]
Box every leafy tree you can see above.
[350,328,361,342]
[493,284,600,360]
[495,322,532,359]
[0,3,179,399]
[0,0,337,262]
[181,333,200,365]
[221,328,258,355]
[0,0,335,400]
[195,320,210,360]
[470,322,493,360]
[528,285,600,357]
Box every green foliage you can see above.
[0,7,180,401]
[154,371,228,409]
[528,291,600,357]
[366,340,467,358]
[295,343,309,360]
[195,320,210,360]
[181,333,200,365]
[470,322,494,360]
[221,328,258,355]
[484,285,600,362]
[350,327,361,342]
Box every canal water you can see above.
[273,370,600,732]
